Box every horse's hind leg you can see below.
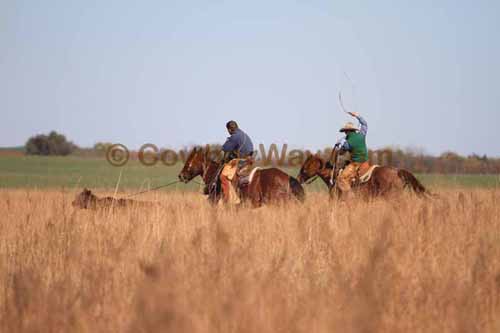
[248,178,263,208]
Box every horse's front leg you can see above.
[207,180,221,206]
[328,185,340,200]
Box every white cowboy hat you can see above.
[339,122,358,133]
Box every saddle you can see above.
[356,162,379,184]
[218,157,257,187]
[335,161,379,186]
[235,158,257,187]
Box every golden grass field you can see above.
[1,188,500,332]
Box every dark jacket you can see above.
[222,128,254,157]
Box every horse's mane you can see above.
[186,146,204,158]
[184,146,222,170]
[306,154,333,170]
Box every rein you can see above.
[125,180,180,198]
[304,175,319,185]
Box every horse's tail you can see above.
[397,169,428,196]
[289,176,305,203]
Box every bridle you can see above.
[304,175,319,185]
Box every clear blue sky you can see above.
[1,0,499,156]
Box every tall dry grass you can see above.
[1,188,499,332]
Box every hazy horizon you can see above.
[2,1,499,157]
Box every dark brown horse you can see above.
[296,153,428,199]
[178,147,305,206]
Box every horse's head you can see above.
[297,154,325,184]
[72,188,95,209]
[178,147,206,183]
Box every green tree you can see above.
[25,131,77,156]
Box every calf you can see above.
[72,188,152,209]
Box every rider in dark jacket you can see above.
[219,121,254,204]
[222,120,254,161]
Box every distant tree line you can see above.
[85,144,500,174]
[372,148,500,174]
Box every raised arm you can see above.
[357,115,367,136]
[348,112,367,136]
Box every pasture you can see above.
[1,154,500,332]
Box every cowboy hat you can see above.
[339,122,358,133]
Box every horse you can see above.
[72,188,154,209]
[178,147,305,207]
[178,147,222,204]
[296,152,428,199]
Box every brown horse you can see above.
[178,147,305,206]
[296,153,428,199]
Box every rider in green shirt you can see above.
[336,112,368,199]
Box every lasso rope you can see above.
[125,180,180,198]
